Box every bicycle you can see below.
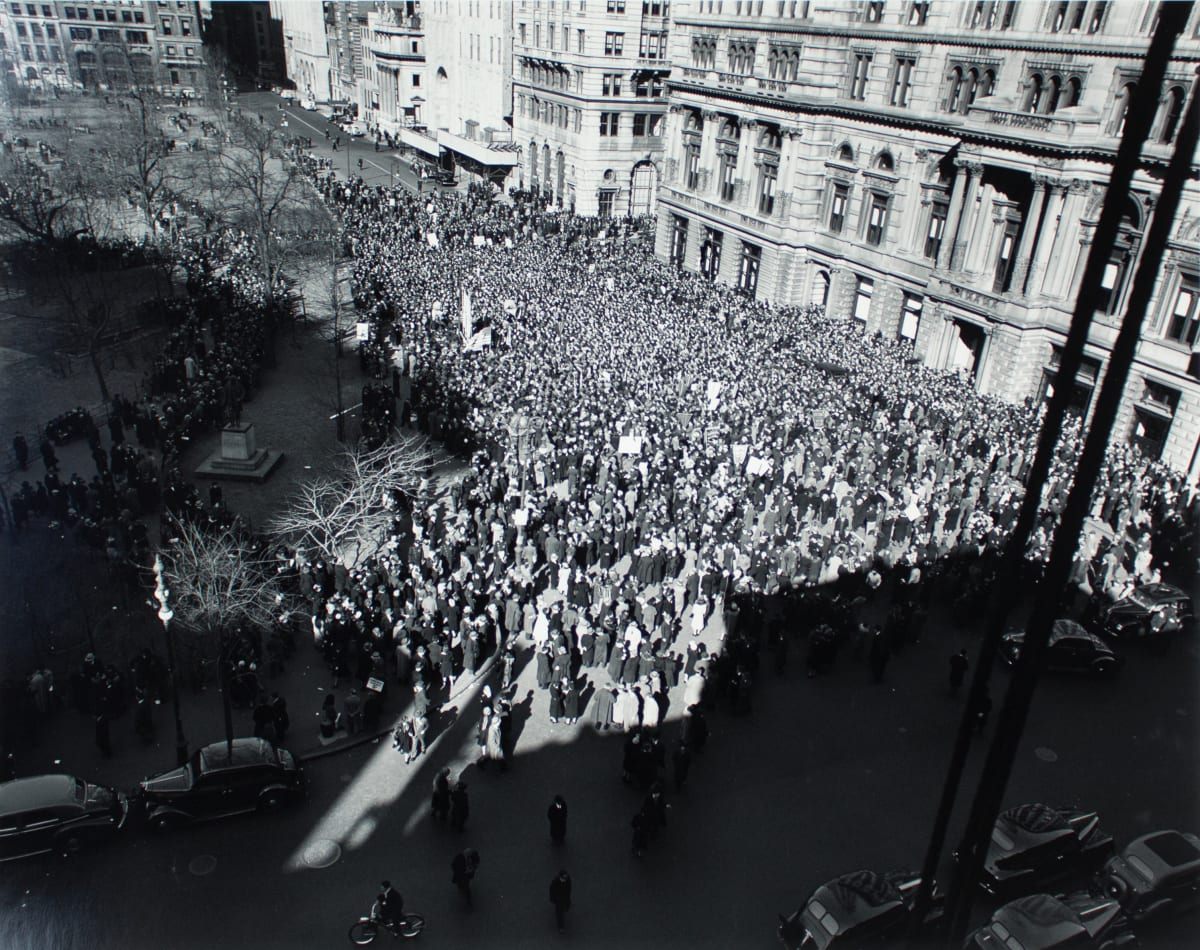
[347,906,425,944]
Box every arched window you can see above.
[811,270,831,308]
[948,66,964,112]
[980,69,996,98]
[542,144,551,186]
[965,68,980,109]
[759,125,783,151]
[1159,85,1185,144]
[529,140,538,182]
[1064,76,1082,108]
[874,150,894,172]
[1112,81,1136,136]
[836,142,855,163]
[1045,75,1062,114]
[718,117,739,142]
[436,66,448,80]
[1027,73,1043,113]
[685,110,703,133]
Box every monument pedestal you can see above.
[195,423,284,483]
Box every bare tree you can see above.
[269,437,436,570]
[159,518,284,752]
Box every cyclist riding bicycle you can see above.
[375,880,405,931]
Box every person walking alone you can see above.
[450,779,470,831]
[431,767,451,822]
[547,794,568,844]
[549,870,572,933]
[451,848,480,907]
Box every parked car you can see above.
[1099,583,1195,640]
[300,98,317,111]
[0,774,129,862]
[1095,830,1200,924]
[343,120,367,137]
[966,892,1137,950]
[1001,620,1124,675]
[981,803,1114,896]
[279,88,296,101]
[777,869,941,949]
[138,738,304,831]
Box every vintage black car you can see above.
[1001,620,1124,675]
[1095,830,1200,924]
[0,774,129,862]
[1099,584,1195,640]
[138,738,304,830]
[778,869,940,949]
[966,892,1137,950]
[981,803,1114,896]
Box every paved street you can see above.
[2,587,1197,949]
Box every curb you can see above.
[294,651,500,764]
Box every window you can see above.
[738,243,762,294]
[1159,86,1185,144]
[604,31,624,54]
[15,22,26,37]
[603,72,621,95]
[160,17,172,35]
[45,23,54,38]
[634,74,664,96]
[829,182,849,233]
[639,31,666,58]
[719,152,737,201]
[607,0,625,10]
[125,30,149,44]
[63,5,75,15]
[925,195,949,259]
[849,51,872,100]
[77,7,87,17]
[899,292,922,339]
[599,111,620,136]
[185,46,193,57]
[598,189,616,218]
[670,215,689,268]
[684,140,700,190]
[643,0,668,13]
[890,54,915,107]
[69,25,92,40]
[700,228,723,280]
[993,219,1021,293]
[864,1,884,22]
[180,17,192,35]
[134,10,144,22]
[1165,276,1199,346]
[768,44,801,81]
[758,163,778,215]
[633,113,647,135]
[164,43,175,54]
[519,22,527,43]
[728,41,756,74]
[578,29,585,52]
[1088,0,1108,32]
[853,276,874,321]
[865,193,888,245]
[99,28,121,42]
[412,73,420,87]
[907,1,928,25]
[29,22,40,37]
[692,35,717,69]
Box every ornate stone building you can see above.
[656,0,1200,476]
[512,0,672,215]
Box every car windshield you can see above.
[1127,589,1158,609]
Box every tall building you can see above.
[658,0,1200,476]
[274,0,331,102]
[205,1,284,86]
[512,0,672,215]
[326,0,370,103]
[359,3,424,132]
[0,1,202,92]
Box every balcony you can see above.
[965,102,1103,147]
[716,72,748,89]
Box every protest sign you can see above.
[618,435,643,455]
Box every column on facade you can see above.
[735,119,757,210]
[937,160,978,271]
[963,183,996,275]
[1026,180,1067,297]
[1041,180,1091,299]
[664,105,685,185]
[698,110,721,198]
[1010,177,1050,294]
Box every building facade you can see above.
[422,0,512,142]
[1,0,202,92]
[205,1,284,87]
[274,0,331,102]
[359,4,425,133]
[657,0,1200,477]
[512,0,672,215]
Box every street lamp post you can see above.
[153,555,189,766]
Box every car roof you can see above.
[0,774,82,813]
[1130,583,1188,603]
[992,894,1086,950]
[197,738,276,772]
[1126,831,1200,879]
[1049,621,1108,649]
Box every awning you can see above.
[400,128,440,159]
[436,130,520,167]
